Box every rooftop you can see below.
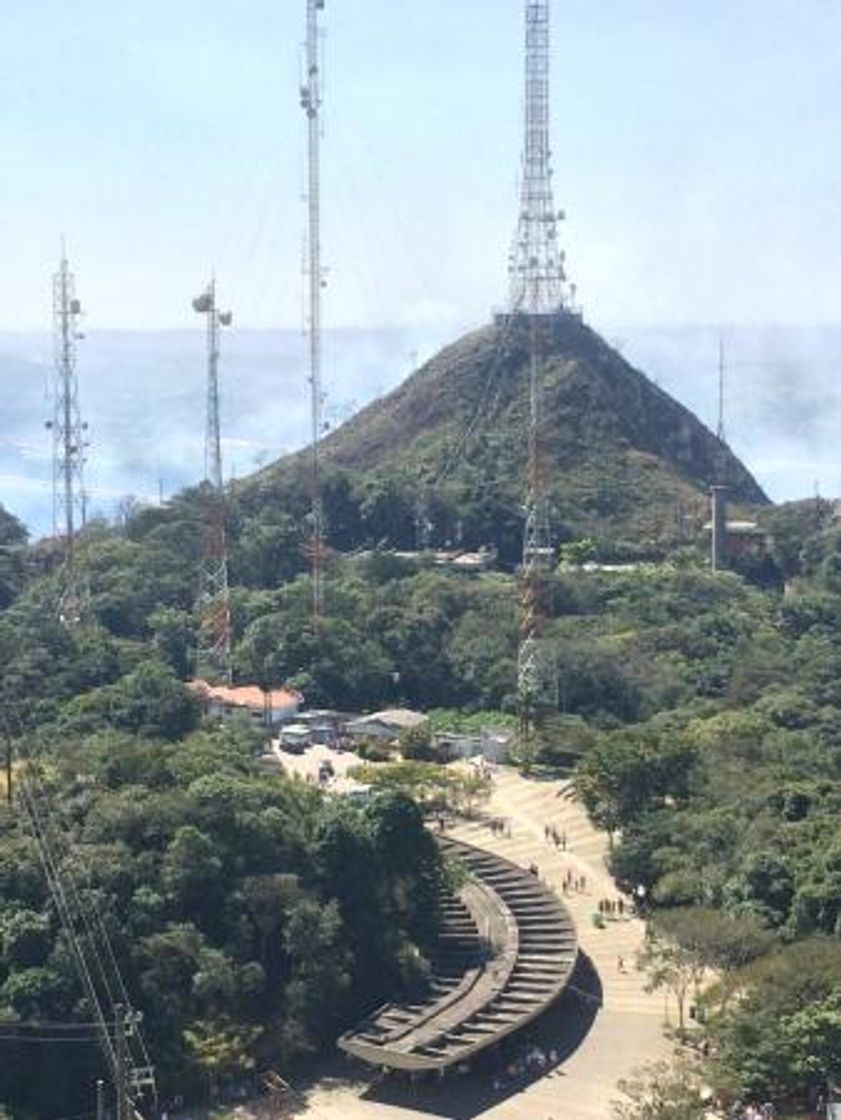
[189,680,302,711]
[346,708,428,731]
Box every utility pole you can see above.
[48,244,89,625]
[711,337,729,570]
[511,1,573,733]
[193,281,233,684]
[3,730,11,807]
[300,0,327,619]
[713,334,729,487]
[114,1005,128,1120]
[415,485,432,552]
[96,1078,105,1120]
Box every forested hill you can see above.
[243,314,768,559]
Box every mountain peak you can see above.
[247,315,767,557]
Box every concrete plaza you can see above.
[295,766,670,1120]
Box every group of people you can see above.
[732,1101,776,1120]
[597,896,627,918]
[487,816,511,837]
[543,823,567,849]
[561,869,587,893]
[489,1042,560,1093]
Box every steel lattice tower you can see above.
[509,0,571,317]
[49,247,89,625]
[300,0,326,618]
[193,281,233,684]
[511,0,571,725]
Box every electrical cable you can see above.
[28,767,156,1102]
[13,755,155,1109]
[15,770,118,1077]
[434,297,526,488]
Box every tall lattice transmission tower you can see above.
[193,280,233,684]
[300,0,327,618]
[510,0,575,729]
[48,246,89,625]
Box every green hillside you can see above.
[244,314,767,560]
[0,333,838,1117]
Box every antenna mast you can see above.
[713,335,729,488]
[716,337,726,444]
[193,280,233,684]
[300,0,326,618]
[512,0,571,731]
[509,0,572,316]
[49,245,89,625]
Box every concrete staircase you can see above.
[338,835,577,1071]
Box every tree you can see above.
[637,926,703,1040]
[102,662,200,739]
[0,506,27,609]
[399,724,439,761]
[652,907,774,974]
[0,506,27,548]
[184,1017,259,1100]
[349,760,490,817]
[162,826,223,911]
[150,607,195,678]
[575,730,697,838]
[613,1058,708,1120]
[230,515,303,589]
[709,939,841,1098]
[0,910,50,969]
[284,898,352,1046]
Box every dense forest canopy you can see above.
[0,722,445,1117]
[1,481,841,1112]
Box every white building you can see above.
[189,681,302,728]
[345,708,428,742]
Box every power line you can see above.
[0,1033,103,1044]
[14,758,155,1113]
[0,1019,114,1030]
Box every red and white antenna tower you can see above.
[48,243,90,624]
[300,0,327,618]
[193,280,233,684]
[511,0,575,727]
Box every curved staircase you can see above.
[338,834,578,1072]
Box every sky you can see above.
[0,1,840,333]
[2,2,841,532]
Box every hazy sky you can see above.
[1,2,840,333]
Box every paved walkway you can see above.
[300,767,670,1120]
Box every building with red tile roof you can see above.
[189,680,302,727]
